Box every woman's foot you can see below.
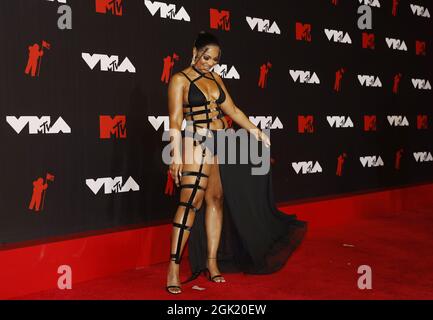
[206,257,226,283]
[166,261,182,294]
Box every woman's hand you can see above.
[252,130,271,148]
[169,161,183,187]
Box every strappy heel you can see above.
[205,257,226,283]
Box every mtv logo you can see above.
[364,115,377,131]
[100,115,126,138]
[417,115,428,129]
[210,9,230,31]
[95,0,123,16]
[416,41,426,56]
[298,115,314,133]
[295,23,311,42]
[362,33,375,49]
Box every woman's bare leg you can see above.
[204,155,225,282]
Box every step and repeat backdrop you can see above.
[0,0,432,245]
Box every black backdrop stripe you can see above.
[0,0,432,245]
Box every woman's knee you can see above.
[205,191,224,207]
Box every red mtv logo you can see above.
[100,115,127,139]
[96,0,123,16]
[295,23,311,42]
[210,9,230,31]
[364,115,377,131]
[417,115,428,129]
[298,116,314,133]
[362,33,375,49]
[416,41,426,56]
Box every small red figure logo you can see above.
[392,0,399,17]
[161,53,179,84]
[336,153,347,176]
[24,41,51,77]
[393,73,402,94]
[334,68,345,92]
[29,173,55,212]
[395,148,404,170]
[258,62,272,89]
[164,169,175,196]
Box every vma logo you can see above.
[100,115,126,139]
[144,0,190,21]
[7,116,71,134]
[324,29,352,44]
[96,0,122,16]
[362,32,375,49]
[148,116,187,131]
[413,152,433,162]
[249,116,283,130]
[295,22,311,42]
[298,115,314,133]
[358,0,381,7]
[410,4,430,18]
[210,9,230,31]
[387,115,409,127]
[358,75,382,87]
[417,115,428,129]
[212,64,239,79]
[289,70,320,84]
[411,78,431,90]
[385,38,407,51]
[82,53,136,73]
[364,115,377,131]
[292,161,323,174]
[246,16,280,34]
[86,176,140,194]
[360,155,384,168]
[327,116,354,128]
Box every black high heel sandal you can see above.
[166,254,182,294]
[205,257,226,283]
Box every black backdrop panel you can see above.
[1,0,432,245]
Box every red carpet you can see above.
[16,206,433,300]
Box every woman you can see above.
[166,31,306,294]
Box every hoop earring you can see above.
[190,56,196,66]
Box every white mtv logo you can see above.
[411,79,431,90]
[358,0,381,7]
[324,29,352,44]
[148,116,187,131]
[413,152,433,162]
[246,16,280,34]
[292,161,322,174]
[144,0,190,21]
[387,115,409,126]
[82,53,136,73]
[212,65,240,79]
[385,38,408,51]
[46,0,67,3]
[360,156,384,167]
[289,70,320,84]
[410,4,430,18]
[327,116,354,128]
[86,176,140,194]
[358,75,382,87]
[6,116,71,134]
[249,116,283,129]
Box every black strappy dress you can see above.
[178,67,307,278]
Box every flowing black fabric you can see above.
[188,135,307,276]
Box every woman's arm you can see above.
[167,73,185,185]
[213,72,271,147]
